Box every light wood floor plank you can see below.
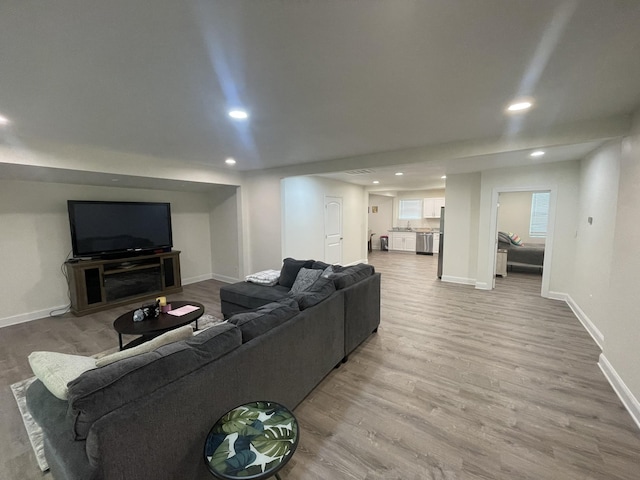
[1,251,640,479]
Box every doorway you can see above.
[488,186,556,297]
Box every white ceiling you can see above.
[1,1,639,185]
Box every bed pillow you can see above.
[508,232,523,246]
[498,231,511,245]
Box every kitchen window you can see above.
[399,199,422,220]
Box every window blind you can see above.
[530,192,550,237]
[399,199,422,220]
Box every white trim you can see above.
[599,354,640,431]
[475,281,492,290]
[209,273,240,284]
[546,291,567,301]
[0,304,69,329]
[347,258,369,266]
[441,275,476,286]
[182,273,214,285]
[566,294,604,350]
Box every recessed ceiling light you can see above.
[0,114,10,126]
[506,100,534,113]
[441,175,447,179]
[225,157,236,165]
[372,180,380,184]
[395,172,403,176]
[228,110,248,120]
[530,150,545,157]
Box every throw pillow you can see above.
[290,276,337,310]
[290,267,322,294]
[278,258,314,288]
[28,351,97,400]
[508,232,523,246]
[95,324,194,367]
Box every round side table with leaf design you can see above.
[204,401,299,480]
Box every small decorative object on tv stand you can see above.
[65,250,182,316]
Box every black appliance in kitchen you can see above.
[437,206,445,278]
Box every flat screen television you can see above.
[67,200,173,259]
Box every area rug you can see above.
[11,313,224,472]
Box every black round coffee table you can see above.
[204,401,299,480]
[113,300,204,350]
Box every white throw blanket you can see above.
[245,269,280,286]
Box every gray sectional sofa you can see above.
[26,259,380,480]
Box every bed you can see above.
[498,231,545,271]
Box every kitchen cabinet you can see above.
[423,197,445,218]
[389,232,417,252]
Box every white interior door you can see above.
[324,196,343,264]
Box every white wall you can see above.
[209,186,242,283]
[498,191,546,245]
[569,141,621,345]
[281,176,367,265]
[602,111,640,403]
[241,172,285,274]
[368,194,393,249]
[0,180,216,326]
[441,172,481,285]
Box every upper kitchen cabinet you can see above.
[423,197,445,218]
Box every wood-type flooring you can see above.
[1,251,640,479]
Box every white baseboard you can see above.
[441,275,476,286]
[182,273,214,285]
[547,291,567,301]
[0,304,69,329]
[599,354,640,430]
[566,294,604,350]
[345,258,368,267]
[210,273,240,284]
[475,281,492,290]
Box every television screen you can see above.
[68,201,173,258]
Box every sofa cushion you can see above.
[95,324,194,367]
[311,260,331,270]
[28,352,97,400]
[220,281,290,310]
[289,276,337,310]
[227,298,300,342]
[290,268,323,294]
[329,263,375,289]
[67,322,242,440]
[278,258,314,288]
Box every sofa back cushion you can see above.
[278,258,314,288]
[289,276,337,310]
[227,298,300,342]
[67,323,242,440]
[329,263,375,289]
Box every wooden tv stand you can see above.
[66,251,182,316]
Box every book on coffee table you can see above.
[167,305,200,316]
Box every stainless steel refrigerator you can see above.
[437,206,445,279]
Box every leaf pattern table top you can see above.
[204,401,299,480]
